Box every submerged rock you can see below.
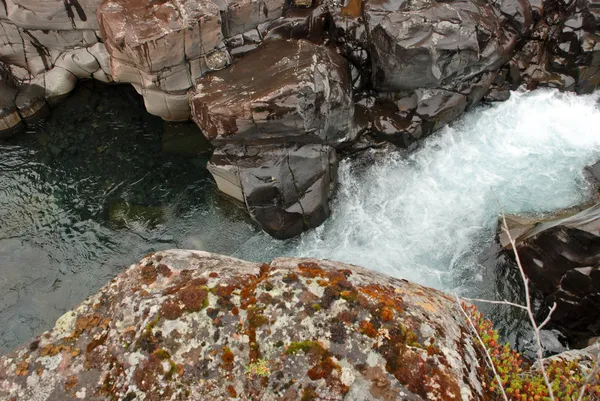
[0,77,49,138]
[208,143,338,239]
[499,203,600,345]
[0,250,490,400]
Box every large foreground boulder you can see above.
[190,39,355,147]
[0,250,489,400]
[499,203,600,344]
[208,144,338,239]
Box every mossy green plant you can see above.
[244,359,271,378]
[285,341,324,355]
[465,304,600,401]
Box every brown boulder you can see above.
[190,39,355,147]
[208,143,338,239]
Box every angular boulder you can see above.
[208,143,338,239]
[488,0,600,95]
[500,203,600,344]
[0,250,490,400]
[98,0,286,120]
[190,39,355,147]
[366,0,530,91]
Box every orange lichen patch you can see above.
[221,347,235,372]
[340,289,359,302]
[297,262,324,278]
[160,300,183,320]
[307,356,341,381]
[416,301,438,313]
[15,361,28,376]
[282,272,299,283]
[227,384,237,397]
[86,332,109,353]
[380,306,394,322]
[209,272,219,278]
[231,306,239,316]
[177,286,208,313]
[75,314,101,333]
[239,264,271,362]
[156,263,172,277]
[189,277,208,286]
[40,344,64,357]
[64,375,78,392]
[132,354,163,392]
[140,264,158,285]
[71,348,81,357]
[213,284,236,298]
[359,320,378,338]
[359,284,405,314]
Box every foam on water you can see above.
[233,89,600,294]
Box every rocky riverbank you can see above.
[3,0,600,238]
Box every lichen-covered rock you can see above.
[0,250,490,400]
[190,39,355,147]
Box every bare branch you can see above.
[455,296,509,401]
[461,296,528,311]
[499,210,556,401]
[537,303,557,331]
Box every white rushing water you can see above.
[232,89,600,294]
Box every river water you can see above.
[1,83,600,354]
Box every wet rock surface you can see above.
[190,39,355,147]
[208,143,338,239]
[500,202,600,345]
[0,250,490,401]
[487,0,600,96]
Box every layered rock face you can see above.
[0,250,490,400]
[500,203,600,345]
[0,0,112,133]
[97,0,288,121]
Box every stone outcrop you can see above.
[0,250,491,400]
[190,38,353,238]
[486,0,600,97]
[499,202,600,345]
[97,0,287,121]
[190,39,355,147]
[365,0,529,91]
[208,144,338,238]
[0,0,112,137]
[3,0,600,238]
